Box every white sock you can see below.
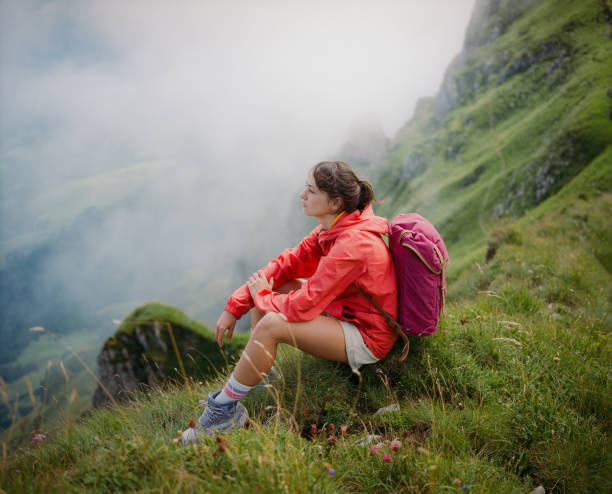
[215,374,253,404]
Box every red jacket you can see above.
[225,205,398,359]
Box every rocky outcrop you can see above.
[93,303,246,408]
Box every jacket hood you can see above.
[318,205,388,242]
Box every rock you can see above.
[373,403,400,417]
[358,434,382,446]
[93,302,245,408]
[402,152,428,181]
[529,487,545,494]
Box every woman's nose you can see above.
[299,190,307,200]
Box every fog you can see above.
[0,0,475,343]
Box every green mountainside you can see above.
[1,0,611,492]
[375,0,612,272]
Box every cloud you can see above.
[0,0,475,328]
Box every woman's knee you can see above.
[252,312,285,341]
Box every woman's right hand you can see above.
[216,310,237,348]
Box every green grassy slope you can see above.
[1,0,610,492]
[375,0,612,267]
[2,187,609,491]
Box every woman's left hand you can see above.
[247,270,274,299]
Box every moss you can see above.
[106,302,249,383]
[116,302,212,339]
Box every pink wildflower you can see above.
[339,425,348,436]
[383,454,392,463]
[370,444,380,455]
[31,433,46,446]
[390,440,401,451]
[453,478,462,484]
[327,434,337,445]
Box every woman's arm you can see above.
[215,310,237,347]
[223,228,323,319]
[252,232,368,321]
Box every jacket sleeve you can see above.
[252,234,367,321]
[224,227,323,319]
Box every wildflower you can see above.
[401,430,410,439]
[328,468,335,476]
[462,487,468,491]
[383,454,392,463]
[31,433,46,446]
[370,444,380,455]
[554,357,560,363]
[390,440,401,451]
[310,423,318,436]
[327,434,337,445]
[188,418,197,429]
[172,438,180,444]
[215,434,227,453]
[453,478,461,484]
[329,423,335,433]
[339,425,347,436]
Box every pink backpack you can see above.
[356,213,449,361]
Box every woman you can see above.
[181,160,398,443]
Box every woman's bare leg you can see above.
[233,312,347,387]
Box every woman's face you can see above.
[300,172,340,219]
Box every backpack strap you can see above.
[353,284,409,362]
[433,244,449,317]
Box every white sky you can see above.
[1,0,476,186]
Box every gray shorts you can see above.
[337,319,379,371]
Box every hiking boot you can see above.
[255,365,281,389]
[179,391,248,445]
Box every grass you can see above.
[1,181,610,491]
[2,0,611,491]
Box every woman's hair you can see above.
[312,160,380,213]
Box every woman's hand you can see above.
[247,270,274,300]
[216,310,237,347]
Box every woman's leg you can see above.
[233,312,348,386]
[183,307,347,440]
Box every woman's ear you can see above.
[329,196,343,214]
